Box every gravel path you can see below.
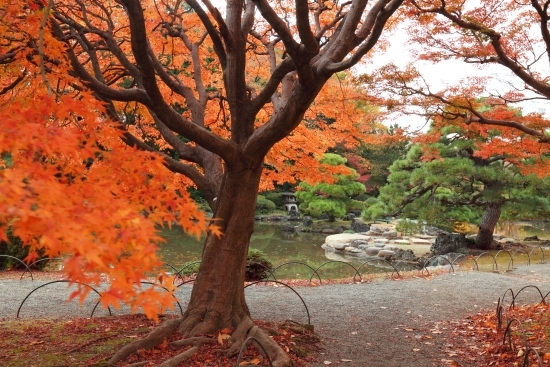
[2,264,550,366]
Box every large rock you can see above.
[324,233,371,250]
[344,247,363,253]
[351,220,370,233]
[421,225,449,236]
[430,233,473,255]
[302,216,313,227]
[383,247,420,262]
[394,248,417,261]
[332,227,344,234]
[350,239,369,247]
[323,250,349,262]
[344,213,356,221]
[329,242,347,250]
[385,231,398,238]
[281,225,296,232]
[364,247,381,256]
[377,249,396,257]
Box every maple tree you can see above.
[0,0,406,365]
[361,0,550,176]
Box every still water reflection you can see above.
[158,221,550,279]
[158,223,367,279]
[495,221,550,240]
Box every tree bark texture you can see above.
[476,203,502,250]
[180,163,264,336]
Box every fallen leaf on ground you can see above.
[217,333,230,345]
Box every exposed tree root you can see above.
[126,362,150,367]
[109,314,293,367]
[247,325,294,367]
[108,318,181,365]
[156,346,198,367]
[178,308,209,336]
[171,336,217,347]
[224,315,255,356]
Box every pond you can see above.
[494,221,550,240]
[158,223,384,280]
[158,220,550,280]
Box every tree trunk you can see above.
[180,165,262,336]
[475,203,502,250]
[110,163,293,366]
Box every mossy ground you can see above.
[0,315,322,366]
[0,315,152,366]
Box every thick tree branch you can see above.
[182,0,227,69]
[252,0,300,57]
[245,80,326,157]
[249,58,296,113]
[67,48,150,103]
[295,0,319,55]
[319,0,369,65]
[146,44,206,122]
[120,0,237,162]
[464,115,550,143]
[325,0,405,73]
[0,52,16,64]
[241,0,256,35]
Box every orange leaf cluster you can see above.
[0,6,208,318]
[0,92,206,318]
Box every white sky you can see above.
[358,22,549,133]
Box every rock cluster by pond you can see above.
[321,224,435,265]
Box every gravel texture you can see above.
[2,264,550,366]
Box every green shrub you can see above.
[348,199,365,211]
[256,195,277,214]
[263,192,285,208]
[176,250,273,281]
[177,261,201,277]
[245,249,273,281]
[0,228,47,270]
[395,219,423,236]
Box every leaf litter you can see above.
[0,315,322,366]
